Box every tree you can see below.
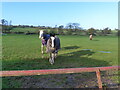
[1,19,13,33]
[72,23,80,31]
[1,19,8,25]
[88,28,96,34]
[66,23,74,29]
[58,25,64,34]
[66,23,80,31]
[58,25,64,29]
[102,27,111,35]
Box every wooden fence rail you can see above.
[0,66,120,89]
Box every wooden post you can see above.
[96,69,103,90]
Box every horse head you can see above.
[39,30,44,39]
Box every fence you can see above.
[0,66,120,89]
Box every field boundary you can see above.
[1,66,120,89]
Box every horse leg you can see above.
[49,53,52,64]
[41,44,44,58]
[49,53,55,65]
[51,53,55,64]
[55,50,58,58]
[41,44,44,54]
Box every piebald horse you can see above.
[39,30,61,64]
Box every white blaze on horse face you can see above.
[39,30,44,39]
[51,36,55,48]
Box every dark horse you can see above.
[39,30,61,64]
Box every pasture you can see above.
[2,34,118,88]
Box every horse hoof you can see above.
[49,58,54,65]
[50,61,54,65]
[51,61,54,65]
[50,63,54,65]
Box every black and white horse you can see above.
[39,30,50,54]
[39,30,61,64]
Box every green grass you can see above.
[2,34,118,70]
[2,34,118,88]
[10,27,39,33]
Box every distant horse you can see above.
[89,34,93,40]
[39,30,61,64]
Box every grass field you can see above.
[10,27,39,33]
[2,34,118,88]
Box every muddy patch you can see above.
[12,71,119,88]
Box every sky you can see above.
[2,2,118,29]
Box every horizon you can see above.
[2,2,118,30]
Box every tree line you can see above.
[1,19,119,36]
